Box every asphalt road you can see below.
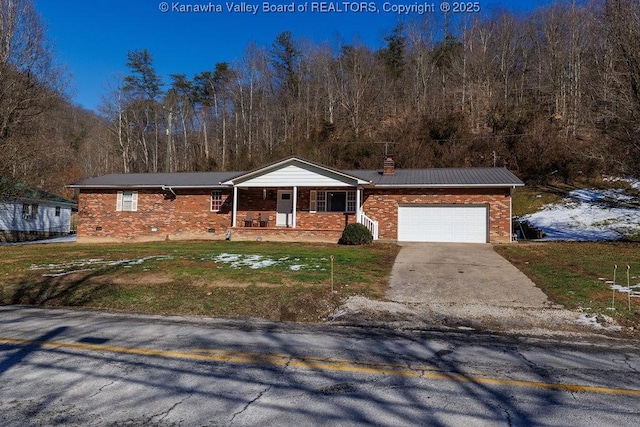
[1,307,639,426]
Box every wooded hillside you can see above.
[2,0,640,200]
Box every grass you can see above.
[495,242,640,327]
[512,186,565,217]
[0,241,399,322]
[4,237,640,330]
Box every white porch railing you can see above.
[358,212,379,240]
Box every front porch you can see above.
[223,157,379,242]
[229,189,379,242]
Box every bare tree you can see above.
[0,0,67,198]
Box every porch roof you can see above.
[221,157,371,187]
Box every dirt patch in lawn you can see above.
[92,273,175,286]
[190,279,305,288]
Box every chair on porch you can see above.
[243,212,255,227]
[259,212,270,227]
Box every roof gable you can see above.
[223,157,370,187]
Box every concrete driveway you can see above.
[387,243,551,308]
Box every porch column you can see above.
[355,186,361,223]
[232,186,238,228]
[292,186,297,228]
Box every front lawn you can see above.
[495,242,640,327]
[0,241,399,322]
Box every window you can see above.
[328,192,346,212]
[122,192,134,211]
[22,203,38,220]
[310,191,356,213]
[316,191,326,212]
[346,191,357,212]
[55,206,61,217]
[211,190,223,212]
[116,191,138,212]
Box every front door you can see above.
[276,190,293,226]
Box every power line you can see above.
[327,133,534,145]
[427,133,535,143]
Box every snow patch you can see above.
[213,253,326,271]
[575,313,622,331]
[609,283,640,296]
[520,184,640,241]
[30,255,174,276]
[0,234,77,246]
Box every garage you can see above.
[397,205,488,243]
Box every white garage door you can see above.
[397,205,488,243]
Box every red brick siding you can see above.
[77,187,513,243]
[231,228,343,243]
[361,188,512,243]
[77,189,233,242]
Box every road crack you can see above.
[228,355,288,426]
[515,349,553,381]
[149,394,193,423]
[88,380,115,398]
[497,403,513,426]
[229,384,273,426]
[623,354,640,374]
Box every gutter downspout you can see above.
[510,186,514,242]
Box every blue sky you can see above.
[34,0,558,111]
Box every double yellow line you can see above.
[2,336,639,396]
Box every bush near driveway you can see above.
[338,223,373,245]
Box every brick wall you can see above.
[77,187,513,243]
[361,188,512,243]
[77,189,233,242]
[230,228,343,243]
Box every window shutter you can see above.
[131,191,138,211]
[116,191,123,211]
[309,190,317,212]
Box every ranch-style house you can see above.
[68,156,524,244]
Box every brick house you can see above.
[68,156,524,244]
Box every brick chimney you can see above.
[383,155,395,176]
